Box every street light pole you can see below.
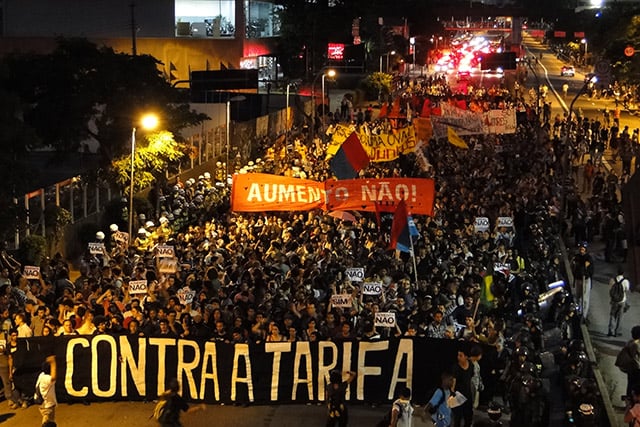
[286,83,292,129]
[410,37,416,72]
[321,70,336,143]
[128,113,159,239]
[128,127,137,238]
[286,82,291,160]
[311,68,336,144]
[561,76,596,223]
[386,50,396,73]
[321,73,327,133]
[568,76,596,123]
[226,99,231,188]
[581,38,588,65]
[225,95,246,188]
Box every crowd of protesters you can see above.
[0,68,632,426]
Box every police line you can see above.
[12,336,481,404]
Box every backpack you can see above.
[153,394,174,423]
[615,343,639,373]
[610,277,625,304]
[376,401,403,427]
[425,387,445,415]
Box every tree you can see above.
[111,130,187,192]
[44,205,73,256]
[0,38,208,166]
[359,72,393,101]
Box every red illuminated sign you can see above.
[328,43,345,60]
[554,31,566,38]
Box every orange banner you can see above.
[326,178,435,216]
[232,173,436,216]
[231,173,325,212]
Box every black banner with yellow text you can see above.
[12,337,480,404]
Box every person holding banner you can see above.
[451,349,474,427]
[325,370,356,427]
[388,386,414,427]
[155,377,205,427]
[35,355,57,426]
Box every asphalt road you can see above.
[4,37,609,427]
[0,400,510,427]
[2,401,386,427]
[523,32,640,129]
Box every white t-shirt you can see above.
[17,323,32,338]
[610,274,631,304]
[392,398,414,427]
[37,371,57,408]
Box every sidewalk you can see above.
[525,31,637,424]
[572,151,634,426]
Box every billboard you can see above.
[328,43,345,60]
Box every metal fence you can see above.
[14,100,312,253]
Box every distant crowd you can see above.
[2,71,627,425]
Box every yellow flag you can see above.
[447,126,469,149]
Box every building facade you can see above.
[0,0,281,84]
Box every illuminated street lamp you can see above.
[410,37,416,71]
[430,35,443,51]
[379,50,396,73]
[581,38,588,65]
[322,69,337,124]
[321,69,336,143]
[311,68,336,143]
[129,113,159,238]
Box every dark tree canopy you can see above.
[0,37,207,164]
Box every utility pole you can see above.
[130,2,137,56]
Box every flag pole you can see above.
[409,234,419,288]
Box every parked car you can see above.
[561,65,575,77]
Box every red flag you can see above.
[374,202,382,232]
[420,99,432,117]
[329,132,370,179]
[389,199,410,251]
[379,103,388,118]
[390,98,402,118]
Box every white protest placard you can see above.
[496,217,514,228]
[113,231,129,244]
[362,282,383,295]
[176,287,196,305]
[374,312,396,328]
[156,245,175,258]
[474,217,490,233]
[331,294,353,308]
[128,280,148,295]
[345,267,365,282]
[482,109,517,135]
[493,263,510,273]
[157,258,179,274]
[88,242,105,255]
[23,266,40,280]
